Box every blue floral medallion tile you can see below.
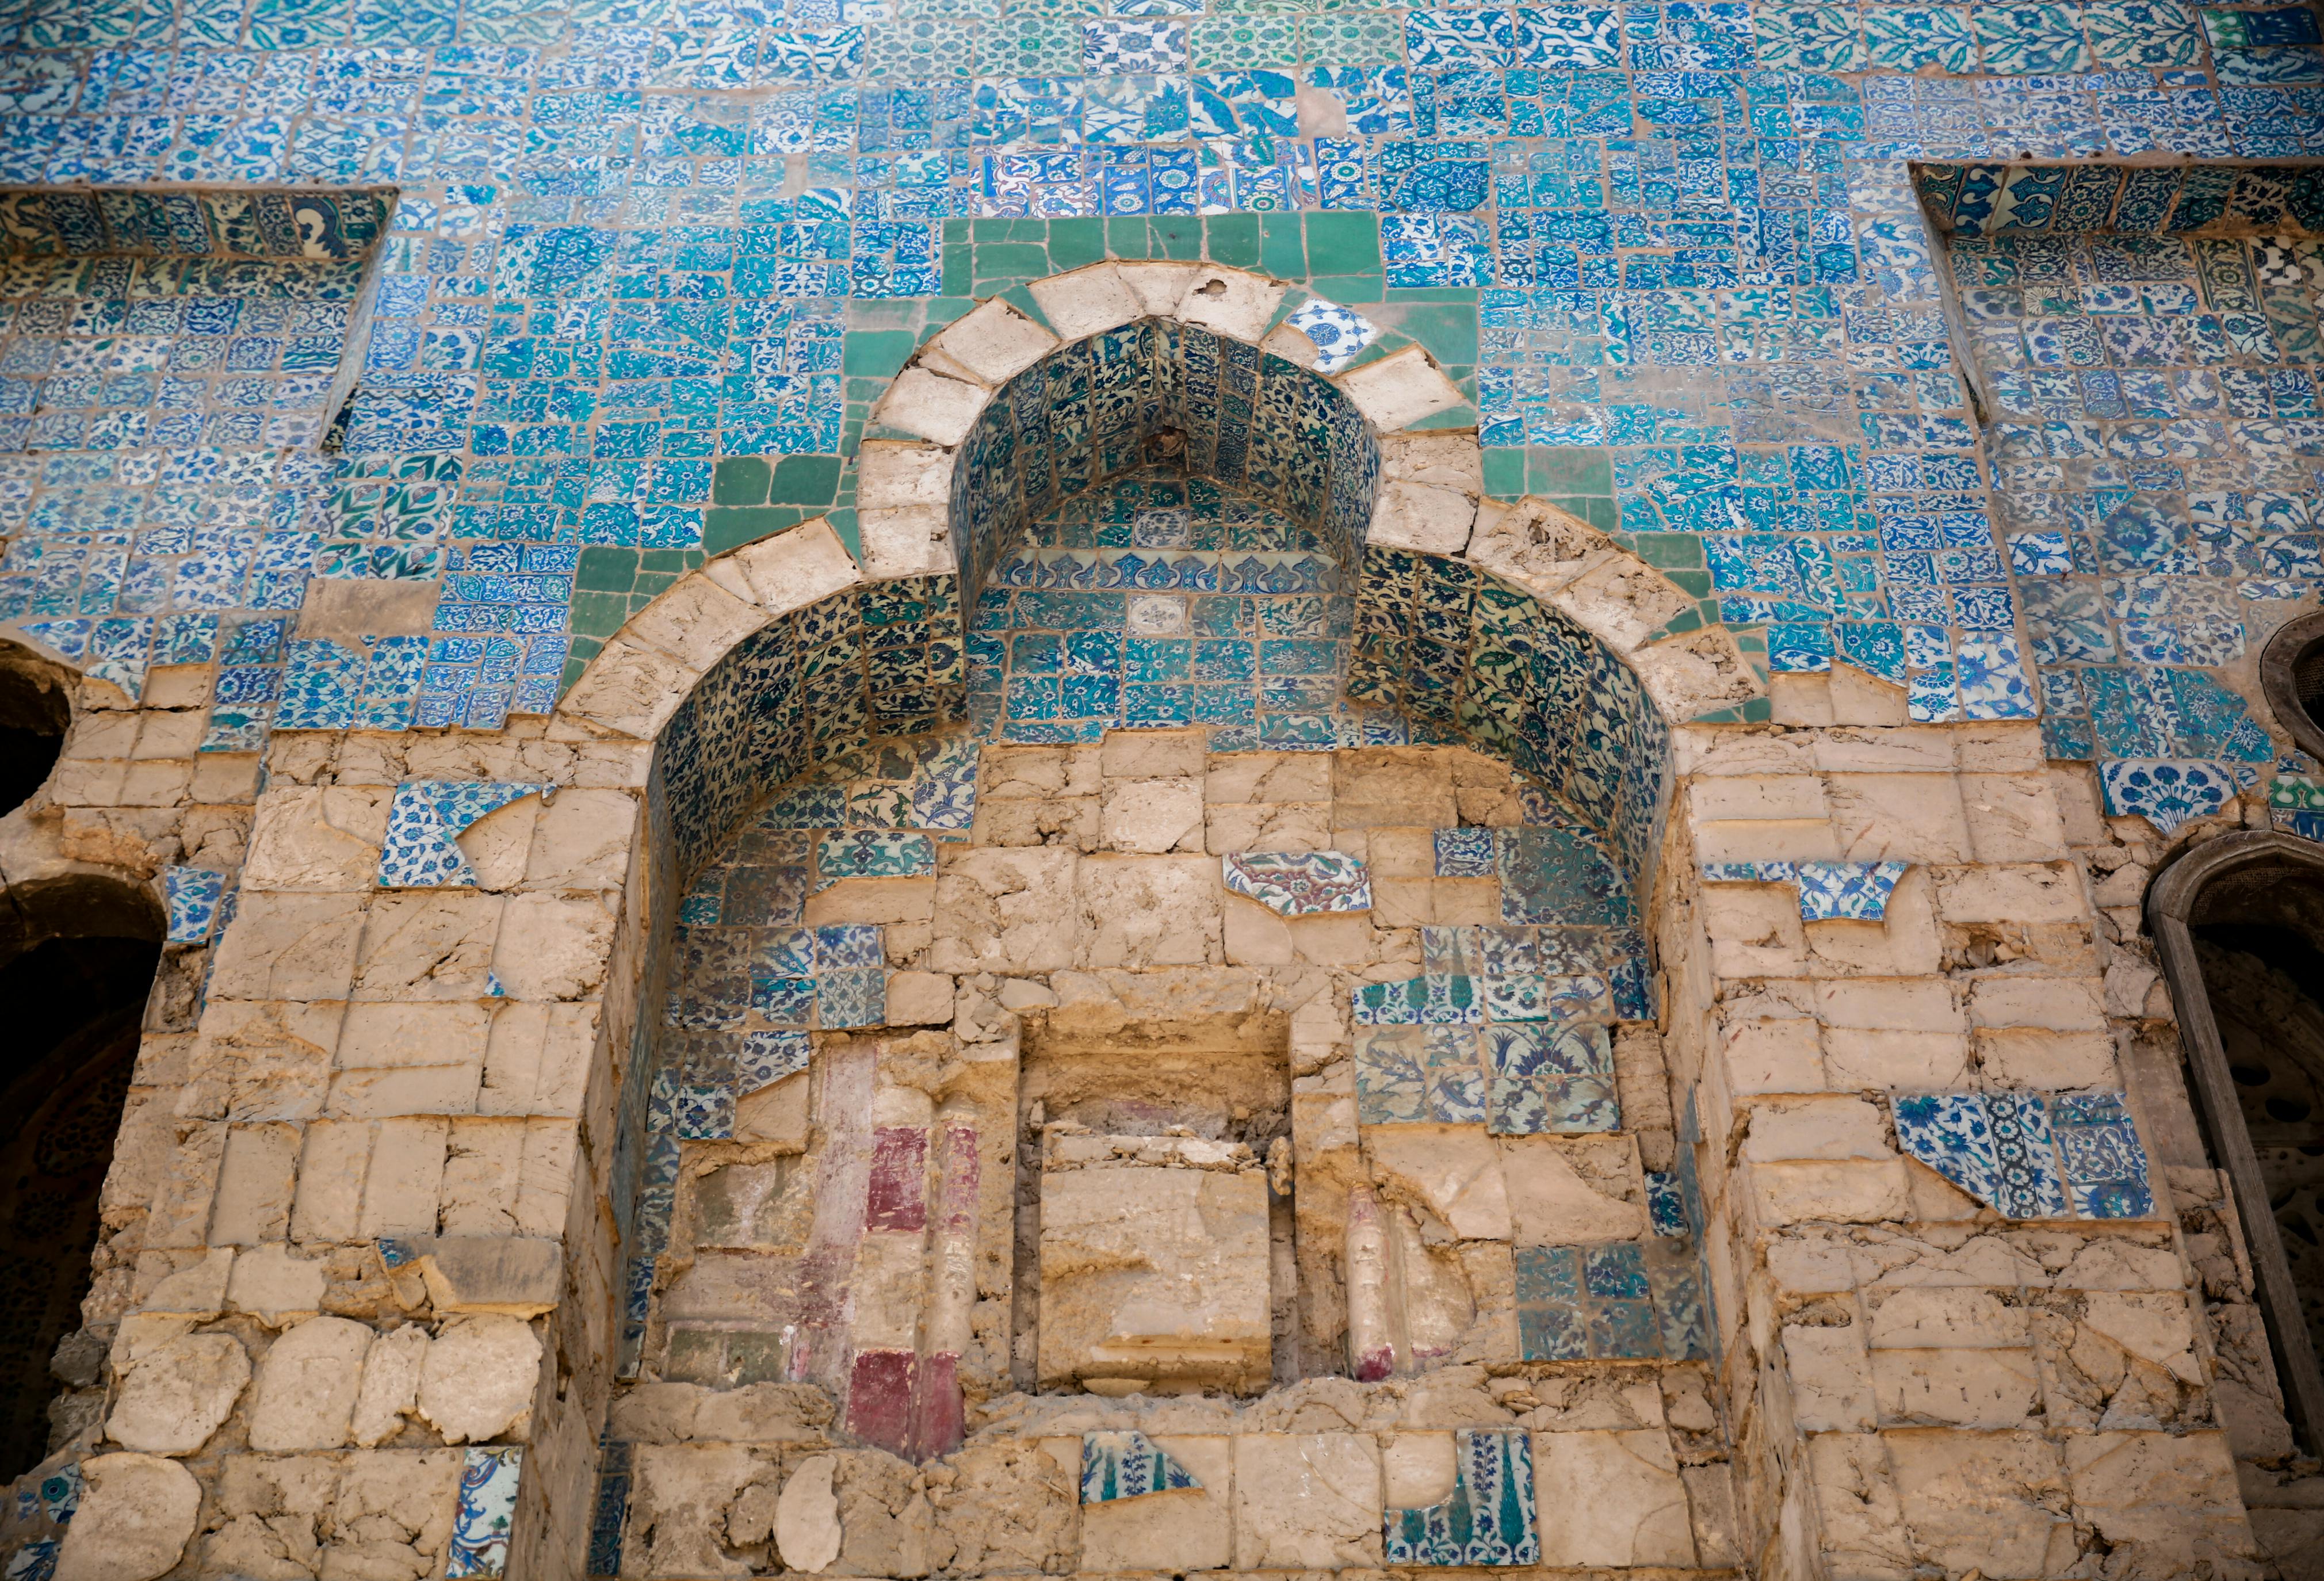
[377,781,549,889]
[1893,1092,2002,1205]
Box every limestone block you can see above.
[1465,495,1619,599]
[247,1315,373,1450]
[182,1000,341,1124]
[1203,800,1330,854]
[520,787,639,891]
[1821,1026,1970,1090]
[1805,1433,1912,1580]
[1500,1135,1645,1243]
[225,1241,329,1324]
[1333,346,1461,431]
[478,1000,599,1117]
[1872,1346,2040,1427]
[626,575,764,672]
[632,1443,759,1579]
[1115,260,1202,317]
[725,517,863,618]
[1626,627,1762,721]
[1080,1434,1231,1572]
[1531,1429,1696,1567]
[1867,1288,2029,1349]
[1221,893,1293,967]
[1746,1159,1912,1225]
[1379,431,1482,492]
[352,1324,429,1446]
[1885,1429,2073,1578]
[857,506,955,582]
[140,1248,231,1318]
[1332,750,1458,829]
[929,297,1058,383]
[1259,319,1322,368]
[1783,1322,1876,1431]
[1741,1095,1891,1162]
[1702,883,1808,978]
[557,635,704,740]
[1172,268,1287,343]
[777,1454,842,1574]
[854,439,953,509]
[1719,1014,1827,1094]
[1037,1154,1271,1392]
[928,848,1077,974]
[211,1122,301,1244]
[927,1442,1077,1574]
[1549,555,1699,655]
[1967,974,2104,1032]
[107,1332,249,1456]
[736,1071,811,1150]
[1960,772,2069,861]
[1932,860,2085,925]
[1028,263,1143,342]
[53,1454,201,1581]
[1230,1434,1381,1569]
[414,1236,564,1316]
[350,892,504,1002]
[1692,773,1830,822]
[1367,479,1476,556]
[207,891,366,1001]
[493,893,614,1000]
[1813,977,1962,1033]
[1364,1127,1510,1240]
[330,1063,483,1120]
[331,1448,466,1579]
[872,368,986,447]
[416,1313,542,1443]
[1824,772,1972,861]
[242,786,392,891]
[1692,815,1842,865]
[884,971,952,1026]
[1098,776,1203,853]
[1681,1462,1744,1568]
[692,1383,833,1442]
[831,1451,934,1577]
[1073,853,1220,968]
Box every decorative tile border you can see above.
[1383,1430,1539,1567]
[377,781,551,889]
[1701,860,1912,921]
[1222,850,1373,914]
[1893,1090,2154,1220]
[1080,1430,1201,1503]
[446,1447,523,1580]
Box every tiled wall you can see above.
[3,3,2319,792]
[1918,159,2321,828]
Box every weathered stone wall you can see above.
[5,265,2320,1581]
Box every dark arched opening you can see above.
[0,876,163,1480]
[2151,834,2324,1452]
[0,646,71,819]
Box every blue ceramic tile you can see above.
[1080,1431,1199,1502]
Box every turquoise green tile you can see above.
[1048,216,1106,270]
[1207,212,1262,270]
[1304,211,1381,275]
[1260,212,1306,281]
[769,454,842,506]
[711,456,770,506]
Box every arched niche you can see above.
[0,643,73,819]
[2150,831,2324,1450]
[0,872,163,1479]
[555,262,1764,1461]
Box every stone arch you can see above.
[0,643,71,819]
[2150,830,2324,1450]
[554,262,1771,1468]
[557,261,1765,892]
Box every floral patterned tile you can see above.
[1080,1430,1200,1502]
[1222,849,1371,914]
[446,1448,523,1579]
